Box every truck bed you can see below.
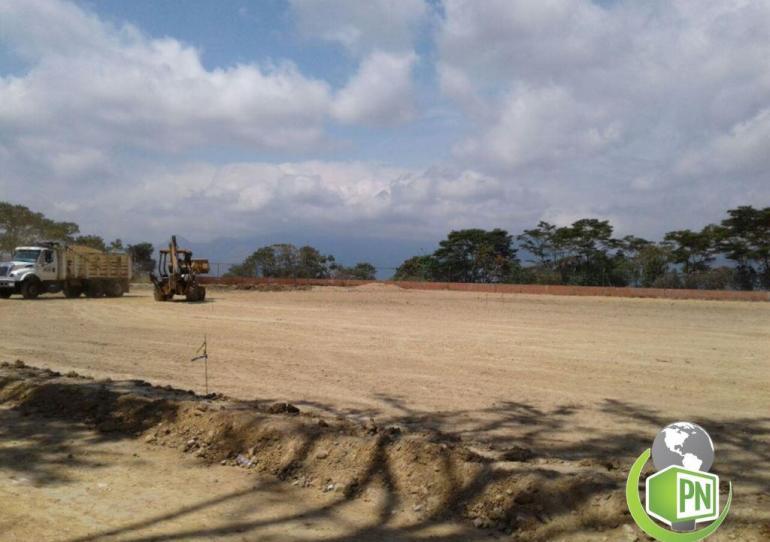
[65,246,131,280]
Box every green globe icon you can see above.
[651,421,714,472]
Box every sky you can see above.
[1,0,769,268]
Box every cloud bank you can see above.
[1,0,769,255]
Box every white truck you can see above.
[0,241,131,299]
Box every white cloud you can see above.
[456,85,621,169]
[289,0,429,56]
[435,0,770,233]
[19,159,535,243]
[332,51,417,126]
[0,0,332,154]
[676,108,770,177]
[290,1,426,127]
[2,0,770,253]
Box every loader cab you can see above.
[156,249,193,277]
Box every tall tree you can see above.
[227,244,335,278]
[517,221,558,268]
[636,243,673,287]
[719,205,770,289]
[393,255,436,281]
[0,201,79,252]
[74,235,107,251]
[432,228,519,283]
[551,219,618,285]
[128,242,156,275]
[664,226,719,275]
[297,245,334,278]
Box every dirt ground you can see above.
[0,284,768,540]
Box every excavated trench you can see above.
[0,361,639,540]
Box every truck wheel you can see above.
[153,288,169,301]
[197,286,206,301]
[63,286,82,298]
[86,282,104,298]
[105,281,124,298]
[0,290,12,299]
[21,280,42,299]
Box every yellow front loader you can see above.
[150,235,209,302]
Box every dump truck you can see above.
[150,235,208,302]
[0,241,131,299]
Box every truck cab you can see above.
[0,246,49,298]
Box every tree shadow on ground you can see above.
[297,393,770,495]
[0,409,116,486]
[1,366,767,541]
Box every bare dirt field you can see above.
[1,285,768,540]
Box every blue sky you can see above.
[1,1,769,270]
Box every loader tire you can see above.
[63,286,82,298]
[186,285,205,302]
[21,279,42,299]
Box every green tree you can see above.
[128,242,155,275]
[297,245,334,278]
[393,255,436,281]
[664,226,719,275]
[432,228,519,283]
[550,219,619,285]
[517,221,558,268]
[227,244,335,278]
[636,243,672,287]
[74,234,107,251]
[719,206,770,290]
[0,201,80,252]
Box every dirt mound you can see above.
[0,362,634,539]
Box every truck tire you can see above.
[105,280,124,298]
[63,286,82,298]
[86,281,104,298]
[0,290,12,299]
[153,287,169,301]
[21,279,42,299]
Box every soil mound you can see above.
[0,362,633,539]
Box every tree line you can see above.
[0,201,156,275]
[393,206,770,291]
[5,200,768,290]
[226,243,377,280]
